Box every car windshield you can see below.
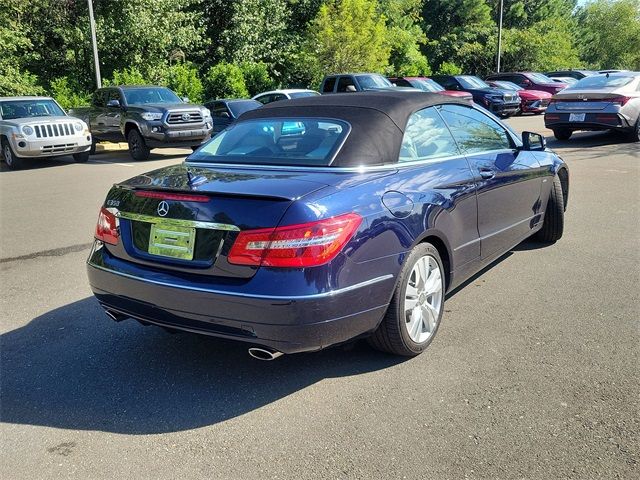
[227,100,261,117]
[0,99,65,120]
[493,81,522,91]
[289,91,320,99]
[356,75,393,89]
[457,76,490,89]
[123,87,182,105]
[189,118,349,167]
[527,73,556,83]
[411,79,445,92]
[569,75,636,89]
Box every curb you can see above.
[95,142,128,153]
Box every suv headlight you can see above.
[74,122,83,132]
[141,112,163,121]
[202,108,212,119]
[22,125,34,136]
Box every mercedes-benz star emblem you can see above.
[157,201,169,217]
[181,113,191,122]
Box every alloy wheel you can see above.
[4,144,13,166]
[404,255,443,344]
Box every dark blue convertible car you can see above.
[88,92,569,359]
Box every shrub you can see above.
[163,63,204,103]
[50,77,91,109]
[104,67,147,86]
[239,61,276,97]
[436,61,462,75]
[203,63,248,101]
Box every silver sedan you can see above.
[544,72,640,142]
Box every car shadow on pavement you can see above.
[0,297,404,435]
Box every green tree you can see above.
[104,67,147,86]
[203,63,249,100]
[50,77,91,109]
[576,0,640,70]
[309,0,391,75]
[239,62,277,96]
[380,0,432,76]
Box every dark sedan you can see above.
[88,92,569,359]
[203,99,262,134]
[431,75,521,117]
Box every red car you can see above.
[389,77,474,102]
[485,72,567,95]
[486,80,552,114]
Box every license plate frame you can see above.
[569,113,586,122]
[148,223,196,260]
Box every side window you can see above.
[437,104,512,155]
[394,79,411,87]
[322,77,336,93]
[399,107,461,163]
[92,90,106,107]
[108,89,122,103]
[271,94,287,102]
[512,75,528,86]
[212,102,230,117]
[255,94,271,105]
[336,76,356,92]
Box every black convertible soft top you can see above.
[238,91,470,167]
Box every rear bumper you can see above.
[545,112,635,131]
[87,243,393,354]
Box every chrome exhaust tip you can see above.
[248,347,284,361]
[103,309,128,322]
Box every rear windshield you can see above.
[289,91,320,99]
[457,76,490,89]
[569,75,636,89]
[527,73,556,83]
[412,79,444,92]
[0,99,65,119]
[189,118,349,167]
[227,100,261,117]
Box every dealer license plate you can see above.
[148,223,196,260]
[569,113,586,122]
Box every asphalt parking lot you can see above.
[1,115,638,479]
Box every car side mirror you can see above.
[106,99,121,108]
[182,97,189,103]
[220,111,230,118]
[522,131,546,151]
[346,85,357,92]
[522,79,532,86]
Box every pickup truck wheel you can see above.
[73,151,90,163]
[368,242,445,356]
[2,140,23,170]
[553,128,572,141]
[127,129,150,161]
[536,175,564,243]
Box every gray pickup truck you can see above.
[70,85,213,161]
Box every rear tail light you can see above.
[545,114,561,121]
[95,207,119,245]
[134,190,209,202]
[609,96,631,106]
[228,213,362,268]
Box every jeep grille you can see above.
[34,123,77,138]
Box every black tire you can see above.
[368,242,446,356]
[627,118,640,142]
[553,128,572,141]
[89,138,97,155]
[73,151,90,163]
[191,145,200,152]
[127,129,150,161]
[536,175,565,243]
[2,139,23,170]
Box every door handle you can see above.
[479,168,496,179]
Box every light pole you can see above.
[87,0,101,88]
[496,0,504,73]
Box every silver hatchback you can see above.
[544,72,640,142]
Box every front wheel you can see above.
[553,128,572,141]
[536,175,565,243]
[368,243,445,356]
[627,118,639,142]
[127,129,150,161]
[2,140,23,170]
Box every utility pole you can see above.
[87,0,101,88]
[496,0,504,73]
